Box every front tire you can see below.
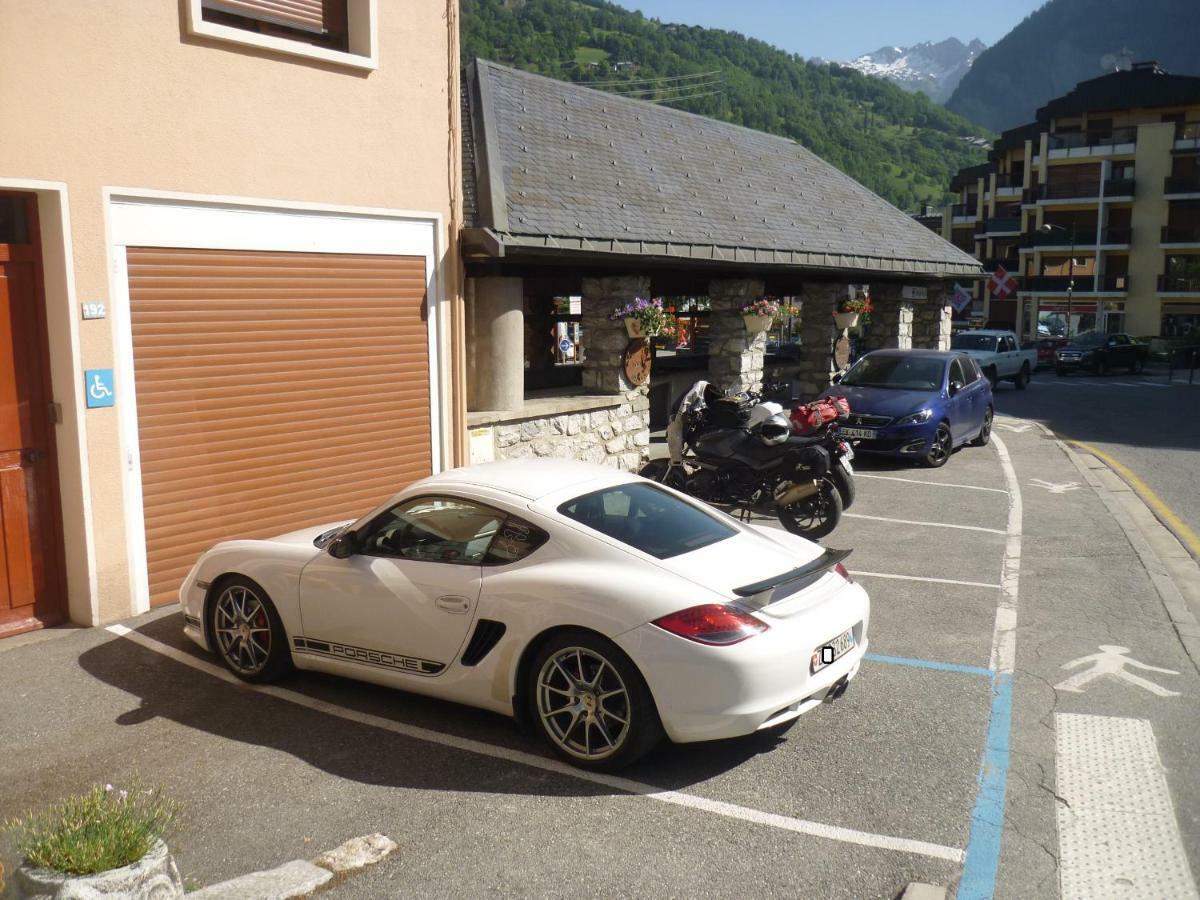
[923,422,953,468]
[983,367,998,389]
[1095,357,1107,376]
[528,630,663,771]
[776,476,843,539]
[1131,357,1143,374]
[828,464,856,511]
[209,576,292,683]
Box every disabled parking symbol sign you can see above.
[85,369,115,408]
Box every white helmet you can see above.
[759,412,792,446]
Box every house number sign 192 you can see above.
[81,302,107,320]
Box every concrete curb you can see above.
[1048,426,1200,674]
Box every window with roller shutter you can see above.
[201,0,348,52]
[126,247,432,607]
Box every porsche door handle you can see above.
[435,595,471,615]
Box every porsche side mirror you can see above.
[328,534,357,559]
[949,379,964,396]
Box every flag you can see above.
[988,265,1018,299]
[951,282,973,313]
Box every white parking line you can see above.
[849,571,1000,590]
[844,513,1006,535]
[1055,713,1199,900]
[854,474,1008,494]
[104,624,965,863]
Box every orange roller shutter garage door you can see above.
[127,247,432,607]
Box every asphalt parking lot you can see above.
[2,417,1197,899]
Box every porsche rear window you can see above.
[558,482,735,559]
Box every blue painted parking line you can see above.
[957,672,1013,900]
[864,652,992,678]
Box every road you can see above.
[993,367,1200,555]
[2,422,1198,898]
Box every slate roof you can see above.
[463,60,983,279]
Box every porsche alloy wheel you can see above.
[530,631,663,770]
[211,577,291,683]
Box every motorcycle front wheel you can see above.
[776,476,843,539]
[828,464,855,511]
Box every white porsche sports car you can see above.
[181,459,869,770]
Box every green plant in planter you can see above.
[608,297,677,336]
[6,782,179,875]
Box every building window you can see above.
[185,0,377,70]
[1161,307,1200,338]
[201,1,349,53]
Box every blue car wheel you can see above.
[923,422,952,468]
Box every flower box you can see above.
[833,311,860,329]
[14,840,183,899]
[743,314,773,333]
[624,317,645,338]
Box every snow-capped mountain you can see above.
[845,38,986,104]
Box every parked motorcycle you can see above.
[640,381,849,539]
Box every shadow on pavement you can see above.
[78,612,790,797]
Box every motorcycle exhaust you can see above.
[773,479,820,507]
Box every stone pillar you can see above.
[912,282,953,350]
[793,283,842,400]
[706,279,767,393]
[857,283,913,354]
[470,276,525,412]
[580,275,651,469]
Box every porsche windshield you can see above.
[558,482,735,559]
[840,355,945,391]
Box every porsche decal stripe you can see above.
[292,637,444,676]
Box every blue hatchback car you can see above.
[820,349,993,468]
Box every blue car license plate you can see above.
[840,427,876,440]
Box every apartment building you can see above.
[922,62,1200,342]
[0,1,465,637]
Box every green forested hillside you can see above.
[462,0,990,211]
[947,0,1200,131]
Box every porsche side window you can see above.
[359,497,503,565]
[558,482,735,559]
[484,515,549,566]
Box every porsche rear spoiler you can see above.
[732,547,852,597]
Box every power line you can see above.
[577,69,722,87]
[602,78,725,97]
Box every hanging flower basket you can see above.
[833,311,860,329]
[609,297,676,339]
[835,294,874,329]
[743,314,772,333]
[739,297,798,334]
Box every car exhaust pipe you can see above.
[822,676,850,704]
[774,479,820,507]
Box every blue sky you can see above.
[620,0,1048,61]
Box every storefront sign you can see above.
[901,286,928,301]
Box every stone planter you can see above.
[833,311,860,330]
[14,840,183,899]
[742,314,772,334]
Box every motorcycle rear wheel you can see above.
[776,476,843,539]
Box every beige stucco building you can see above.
[0,1,465,636]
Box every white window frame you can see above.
[185,0,378,71]
[104,188,444,613]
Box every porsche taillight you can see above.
[652,604,768,645]
[834,562,854,583]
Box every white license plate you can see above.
[841,427,877,440]
[811,628,855,673]
[839,455,854,475]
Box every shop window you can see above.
[1161,307,1200,338]
[525,294,584,393]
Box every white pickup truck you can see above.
[949,329,1039,389]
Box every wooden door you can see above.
[0,194,66,636]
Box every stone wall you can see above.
[913,282,952,350]
[473,399,647,470]
[706,279,767,393]
[857,283,913,354]
[792,283,841,400]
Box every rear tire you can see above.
[971,406,993,447]
[1095,357,1107,376]
[1131,357,1143,374]
[776,476,843,539]
[1014,363,1030,390]
[527,629,663,771]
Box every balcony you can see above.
[1099,226,1132,245]
[1159,274,1200,294]
[983,257,1020,271]
[1175,122,1200,150]
[1022,229,1089,248]
[1022,187,1039,205]
[977,217,1023,236]
[1162,225,1200,245]
[1041,181,1101,201]
[1023,275,1129,293]
[1164,175,1200,196]
[1047,127,1137,157]
[1104,177,1136,198]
